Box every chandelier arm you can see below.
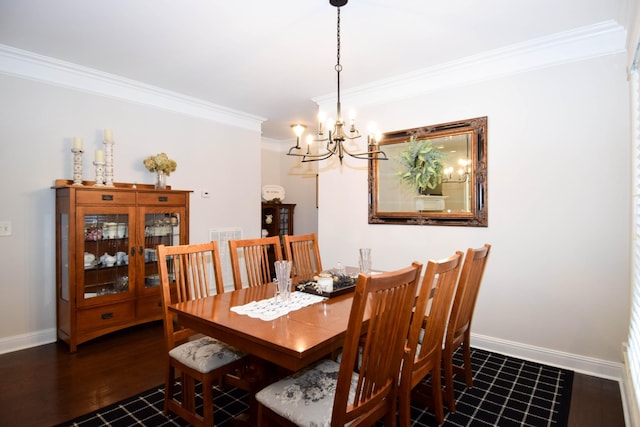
[289,139,339,159]
[442,175,470,184]
[348,151,389,160]
[302,150,338,163]
[340,142,389,160]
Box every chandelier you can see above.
[287,0,387,164]
[443,159,472,183]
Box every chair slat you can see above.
[228,236,283,289]
[283,233,323,284]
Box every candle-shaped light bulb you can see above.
[291,124,306,138]
[72,137,83,150]
[95,150,105,163]
[306,135,314,154]
[104,129,113,141]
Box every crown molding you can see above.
[0,44,265,132]
[314,20,627,109]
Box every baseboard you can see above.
[471,332,624,380]
[0,328,57,355]
[622,343,638,427]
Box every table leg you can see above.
[230,356,273,426]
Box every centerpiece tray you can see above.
[296,274,357,298]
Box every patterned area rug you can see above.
[56,348,573,426]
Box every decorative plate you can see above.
[262,185,285,202]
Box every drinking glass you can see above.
[274,260,292,302]
[359,248,372,275]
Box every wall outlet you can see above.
[0,221,12,236]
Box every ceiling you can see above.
[0,0,628,140]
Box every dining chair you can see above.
[157,242,248,427]
[442,243,491,412]
[283,232,323,284]
[228,236,283,290]
[399,251,463,426]
[255,262,423,427]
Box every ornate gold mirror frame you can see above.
[368,117,487,226]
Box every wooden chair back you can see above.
[228,236,283,290]
[333,262,422,426]
[399,251,463,425]
[442,243,491,411]
[448,244,491,346]
[157,242,225,350]
[283,233,322,284]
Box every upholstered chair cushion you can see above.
[335,346,363,372]
[255,359,358,425]
[169,336,245,373]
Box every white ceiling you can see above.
[0,0,629,140]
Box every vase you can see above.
[155,171,167,189]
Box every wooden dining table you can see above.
[168,282,362,424]
[168,283,360,372]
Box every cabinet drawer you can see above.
[77,301,135,333]
[138,191,186,206]
[76,190,136,205]
[136,295,164,320]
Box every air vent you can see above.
[209,228,242,292]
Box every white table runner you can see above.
[230,291,326,321]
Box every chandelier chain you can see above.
[335,8,342,72]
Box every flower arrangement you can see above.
[143,153,177,175]
[398,136,445,194]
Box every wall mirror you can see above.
[369,117,487,226]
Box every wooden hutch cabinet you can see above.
[54,180,191,351]
[261,203,295,239]
[261,203,295,267]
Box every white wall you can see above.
[0,73,262,350]
[318,53,631,371]
[262,139,318,235]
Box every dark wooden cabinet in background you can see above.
[261,203,295,239]
[262,203,295,267]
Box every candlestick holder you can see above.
[104,139,115,187]
[71,147,84,186]
[93,161,106,187]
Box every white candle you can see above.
[95,150,105,163]
[104,129,113,141]
[72,137,83,150]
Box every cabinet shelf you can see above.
[84,263,129,270]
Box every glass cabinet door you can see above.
[142,210,183,291]
[81,209,134,303]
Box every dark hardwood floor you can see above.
[0,321,626,426]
